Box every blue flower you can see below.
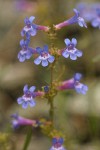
[17,85,36,109]
[72,9,87,28]
[21,16,37,38]
[65,9,87,28]
[50,137,66,150]
[91,8,100,29]
[76,3,100,29]
[74,73,88,94]
[34,45,55,67]
[18,39,33,62]
[11,113,37,129]
[62,38,83,60]
[58,73,88,95]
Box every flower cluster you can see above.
[77,2,100,29]
[14,8,89,150]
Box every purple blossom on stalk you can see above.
[17,85,36,109]
[58,73,88,95]
[34,45,55,67]
[54,9,87,30]
[50,137,66,150]
[11,113,37,129]
[21,16,37,38]
[21,16,50,38]
[18,39,34,62]
[62,38,82,60]
[72,9,87,28]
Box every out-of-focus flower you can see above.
[17,85,36,109]
[50,137,66,150]
[77,2,100,29]
[58,73,88,95]
[18,39,34,62]
[91,8,100,29]
[34,45,55,67]
[62,38,82,60]
[54,9,87,30]
[11,113,37,129]
[14,0,34,12]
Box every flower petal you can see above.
[42,60,48,67]
[17,97,23,104]
[64,38,71,46]
[36,47,42,54]
[23,85,28,93]
[21,29,25,36]
[92,19,99,27]
[20,39,25,47]
[18,53,26,62]
[22,102,28,109]
[72,38,77,46]
[48,55,55,63]
[44,45,48,52]
[70,53,77,60]
[75,50,83,57]
[30,29,37,36]
[34,57,41,65]
[29,16,35,23]
[25,51,32,59]
[74,73,82,81]
[62,50,69,58]
[73,9,79,17]
[29,100,36,107]
[29,86,36,92]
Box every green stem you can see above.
[22,127,33,150]
[49,63,55,123]
[49,97,54,122]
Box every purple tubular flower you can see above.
[58,73,88,95]
[62,38,83,60]
[11,113,37,129]
[21,16,37,38]
[17,85,36,109]
[72,9,87,28]
[34,45,55,67]
[18,39,34,62]
[50,137,66,150]
[54,9,87,29]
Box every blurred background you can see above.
[0,0,100,149]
